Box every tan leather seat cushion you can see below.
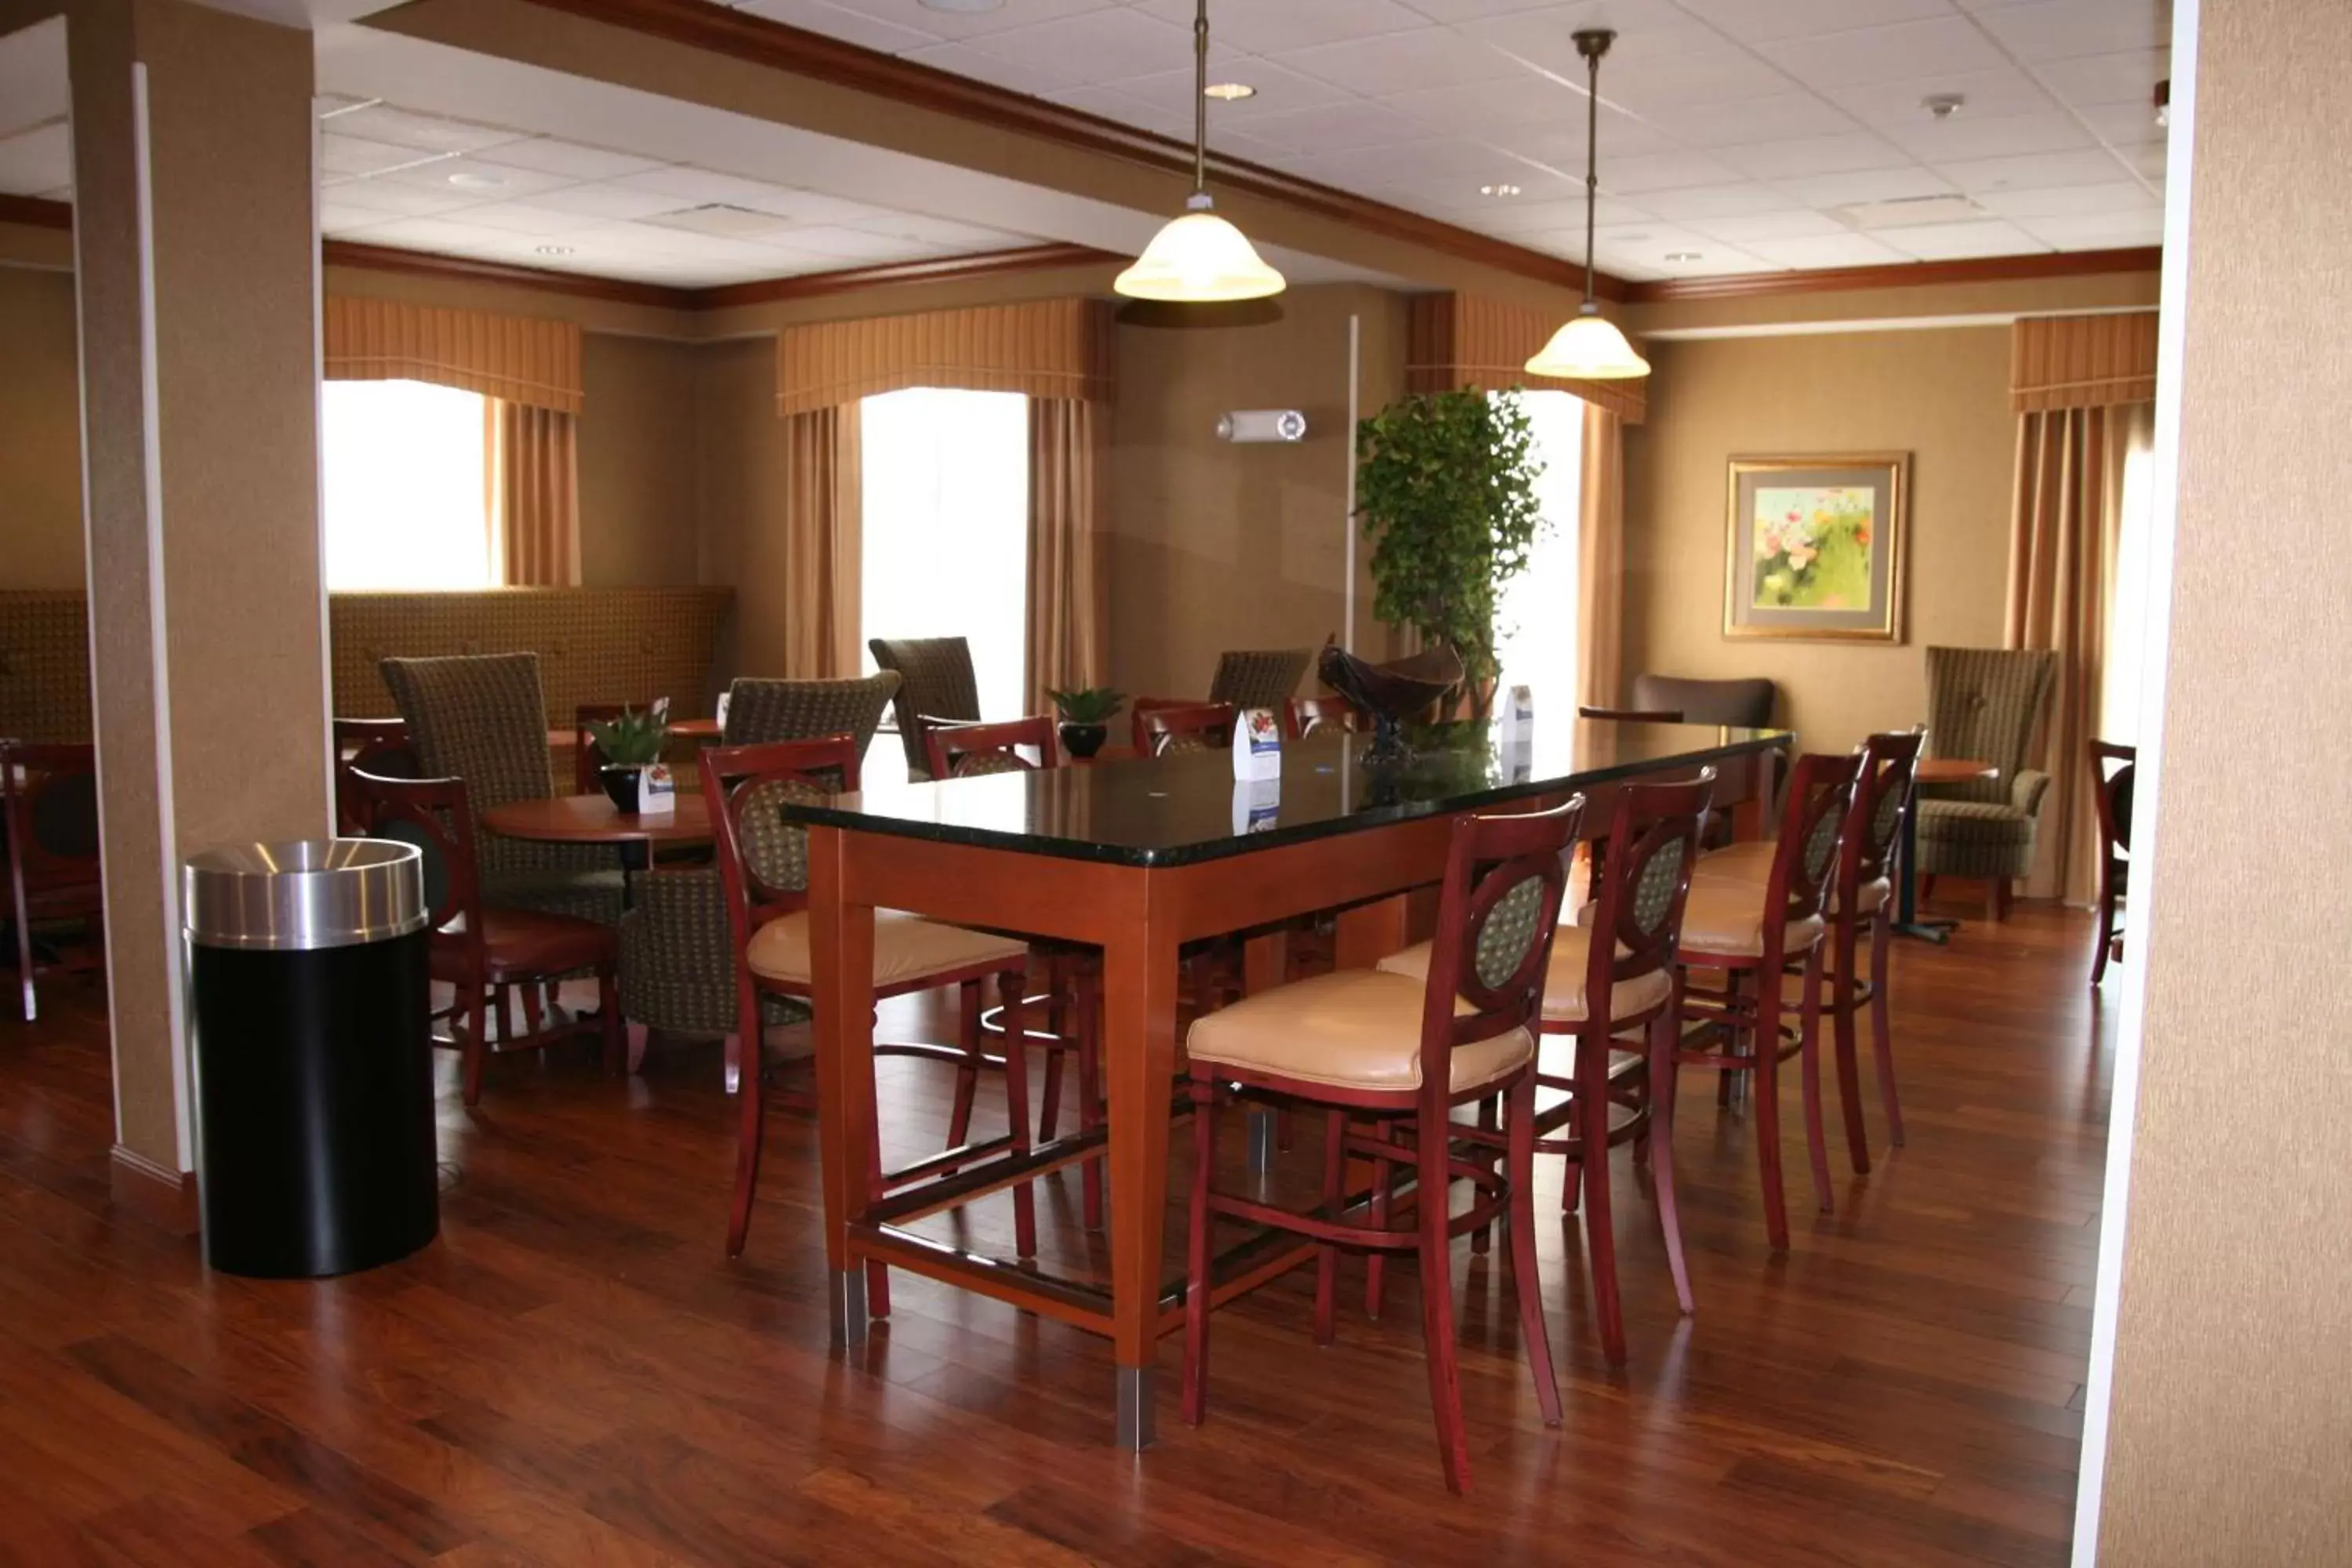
[1677,877,1827,959]
[1378,924,1670,1025]
[747,909,1028,989]
[1696,841,1890,917]
[1185,970,1533,1094]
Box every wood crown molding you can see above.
[0,193,73,230]
[503,0,1618,301]
[1623,245,2163,304]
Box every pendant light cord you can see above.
[1582,40,1600,309]
[1193,0,1210,198]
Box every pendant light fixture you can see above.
[1526,29,1650,381]
[1113,0,1286,303]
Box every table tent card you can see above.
[1233,708,1282,781]
[1231,776,1282,835]
[1499,685,1535,781]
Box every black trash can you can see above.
[183,839,437,1278]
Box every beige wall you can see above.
[1622,327,2016,754]
[1108,284,1407,701]
[0,265,82,589]
[578,332,699,588]
[2092,2,2352,1560]
[691,335,786,680]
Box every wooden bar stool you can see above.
[1180,799,1580,1494]
[1691,730,1921,1169]
[702,738,1036,1318]
[1672,753,1859,1250]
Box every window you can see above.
[859,387,1030,720]
[1492,390,1588,708]
[2100,422,2159,745]
[320,379,495,590]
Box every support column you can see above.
[54,0,330,1221]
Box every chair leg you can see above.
[625,1022,652,1076]
[1037,955,1069,1140]
[1578,1032,1626,1367]
[1647,1008,1694,1316]
[1181,1073,1218,1427]
[1798,946,1835,1217]
[1716,967,1741,1109]
[864,999,892,1319]
[1870,913,1904,1149]
[726,1025,765,1257]
[598,967,622,1076]
[1314,1109,1344,1345]
[1505,1071,1562,1425]
[946,979,982,1154]
[2091,887,2115,986]
[1751,964,1790,1251]
[1414,1103,1472,1495]
[1920,873,1939,903]
[1988,877,2012,923]
[1470,1095,1498,1255]
[1000,968,1038,1261]
[14,903,35,1022]
[1831,921,1871,1176]
[461,985,488,1108]
[1561,1145,1584,1214]
[723,1033,742,1096]
[1364,1119,1392,1320]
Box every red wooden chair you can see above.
[1181,798,1581,1494]
[2089,740,2136,987]
[1133,699,1236,756]
[1,741,103,1022]
[921,716,1059,778]
[701,738,1036,1309]
[347,768,621,1106]
[1675,752,1859,1250]
[1284,694,1358,740]
[332,717,414,836]
[1693,730,1922,1168]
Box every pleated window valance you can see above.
[2010,311,2158,413]
[1406,292,1648,425]
[775,298,1114,418]
[323,296,584,414]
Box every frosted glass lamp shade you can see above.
[1114,208,1287,303]
[1525,308,1650,380]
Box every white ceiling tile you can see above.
[1388,0,1610,19]
[1269,29,1528,97]
[1967,0,2170,62]
[1590,221,1775,273]
[948,9,1232,87]
[1229,99,1432,154]
[896,42,1077,96]
[606,165,804,205]
[348,216,531,255]
[1769,164,1959,206]
[377,155,579,200]
[527,182,709,221]
[773,224,948,261]
[735,188,902,225]
[1684,208,1852,242]
[1441,192,1653,236]
[1105,57,1355,118]
[853,212,1030,247]
[1870,216,2047,259]
[2125,140,2165,182]
[727,0,942,51]
[1976,180,2157,219]
[472,137,666,181]
[1598,149,1743,194]
[1131,0,1428,55]
[1833,64,2060,127]
[1880,109,2095,160]
[1671,0,1956,45]
[1461,16,1791,110]
[441,201,611,237]
[1501,109,1686,165]
[1381,74,1588,135]
[1633,183,1811,221]
[318,204,388,234]
[1044,84,1196,140]
[1933,147,2136,192]
[1717,130,1912,180]
[2034,47,2170,107]
[327,105,528,154]
[0,119,71,194]
[2074,99,2168,147]
[1738,232,1913,267]
[1651,91,1862,147]
[314,177,477,217]
[2016,208,2164,249]
[321,133,445,178]
[1755,16,2007,88]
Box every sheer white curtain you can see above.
[1494,390,1588,710]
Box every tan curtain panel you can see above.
[324,296,583,414]
[2011,311,2158,413]
[1577,402,1627,710]
[775,299,1115,419]
[1025,398,1108,714]
[485,400,581,587]
[1406,292,1648,425]
[2006,400,2150,902]
[783,405,863,680]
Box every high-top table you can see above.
[780,720,1792,1450]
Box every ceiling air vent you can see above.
[1835,194,1987,230]
[639,203,789,238]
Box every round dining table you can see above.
[481,793,713,886]
[1897,757,1996,943]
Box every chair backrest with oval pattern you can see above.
[1414,799,1581,1102]
[1765,752,1864,931]
[924,716,1058,779]
[1587,771,1716,1025]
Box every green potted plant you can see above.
[1047,686,1125,760]
[588,700,668,812]
[1354,388,1545,719]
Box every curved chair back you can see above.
[924,717,1058,779]
[346,768,478,949]
[1585,771,1715,1027]
[1415,799,1582,1102]
[724,672,898,758]
[1136,700,1236,757]
[1764,753,1864,935]
[2090,740,2137,857]
[700,735,862,947]
[1285,694,1358,740]
[1923,647,2056,804]
[1581,706,1683,724]
[867,637,978,778]
[1630,674,1774,728]
[1209,648,1314,714]
[1848,728,1925,898]
[333,717,416,836]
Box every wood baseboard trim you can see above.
[110,1145,200,1236]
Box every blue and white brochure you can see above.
[1231,775,1282,835]
[1233,706,1283,780]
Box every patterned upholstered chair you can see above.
[1915,647,2058,922]
[1209,647,1314,715]
[616,671,900,1075]
[867,636,979,781]
[378,653,624,925]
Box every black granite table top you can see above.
[776,720,1791,869]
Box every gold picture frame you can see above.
[1722,452,1909,643]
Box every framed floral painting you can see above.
[1722,452,1908,642]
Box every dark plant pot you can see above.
[1059,721,1109,760]
[598,764,642,814]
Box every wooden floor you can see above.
[0,902,2112,1566]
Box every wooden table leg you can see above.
[1102,907,1180,1450]
[1241,931,1290,1174]
[808,826,880,1345]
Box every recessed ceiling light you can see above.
[535,245,575,256]
[1664,251,1703,262]
[445,171,505,190]
[919,0,1004,11]
[1922,93,1965,121]
[1203,82,1256,101]
[1479,183,1523,198]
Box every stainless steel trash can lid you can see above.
[183,839,427,950]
